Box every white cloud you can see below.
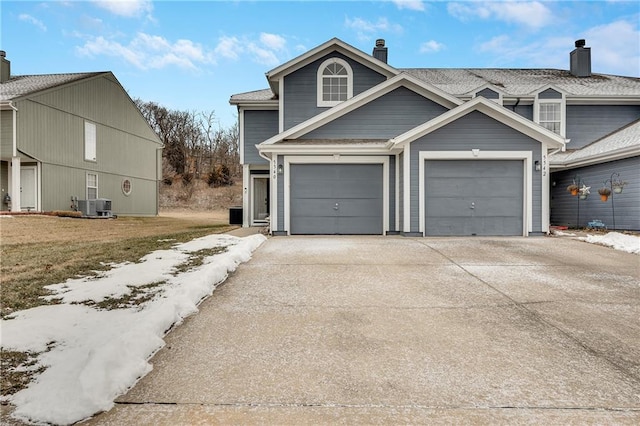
[259,33,286,51]
[214,36,243,60]
[391,0,425,11]
[477,19,640,76]
[92,0,153,18]
[19,14,47,31]
[478,34,573,70]
[344,16,403,41]
[214,33,289,67]
[419,40,445,53]
[247,43,280,66]
[448,1,553,29]
[584,20,640,76]
[77,33,213,71]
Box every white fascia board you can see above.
[258,144,393,156]
[259,74,462,147]
[549,145,640,170]
[266,38,398,88]
[391,97,566,150]
[566,96,640,105]
[230,100,278,108]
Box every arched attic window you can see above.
[317,58,353,107]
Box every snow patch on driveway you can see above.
[581,232,640,254]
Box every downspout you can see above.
[9,101,20,212]
[511,97,520,113]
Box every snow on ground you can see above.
[0,233,266,425]
[580,232,640,254]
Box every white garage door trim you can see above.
[284,155,389,236]
[419,150,533,236]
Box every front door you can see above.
[252,176,269,224]
[20,166,37,211]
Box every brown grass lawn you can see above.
[0,209,235,318]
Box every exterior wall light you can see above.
[277,164,284,174]
[534,160,541,171]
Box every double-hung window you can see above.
[538,103,561,134]
[87,173,98,199]
[317,58,353,107]
[534,88,565,136]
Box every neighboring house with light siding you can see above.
[0,51,163,216]
[231,38,639,235]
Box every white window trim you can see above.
[418,151,533,237]
[87,173,98,200]
[84,121,97,162]
[534,92,566,137]
[316,57,353,107]
[283,156,389,236]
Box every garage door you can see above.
[290,164,383,235]
[425,160,523,236]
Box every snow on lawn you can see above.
[581,232,640,254]
[1,233,266,425]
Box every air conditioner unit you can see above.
[77,199,97,217]
[95,198,112,218]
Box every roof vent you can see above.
[372,39,388,64]
[570,39,591,78]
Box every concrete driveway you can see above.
[90,236,639,424]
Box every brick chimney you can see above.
[570,39,591,77]
[0,51,10,83]
[372,39,388,63]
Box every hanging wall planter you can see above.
[598,187,611,202]
[612,179,627,194]
[567,183,579,196]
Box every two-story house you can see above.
[0,51,163,216]
[230,38,639,236]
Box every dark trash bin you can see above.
[229,206,243,225]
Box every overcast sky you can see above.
[3,1,639,127]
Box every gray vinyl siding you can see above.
[410,111,541,234]
[12,74,161,215]
[476,88,499,99]
[538,88,562,99]
[0,161,7,211]
[566,105,640,149]
[283,52,386,130]
[243,110,277,165]
[300,87,449,140]
[550,156,640,230]
[512,104,533,121]
[41,163,158,216]
[1,110,13,157]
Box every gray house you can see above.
[230,38,639,236]
[0,51,163,216]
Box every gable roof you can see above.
[264,38,398,94]
[550,119,640,168]
[402,68,640,98]
[391,96,567,149]
[259,73,463,146]
[0,72,105,102]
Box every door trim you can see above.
[284,156,389,236]
[250,175,270,225]
[419,151,532,236]
[20,165,38,211]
